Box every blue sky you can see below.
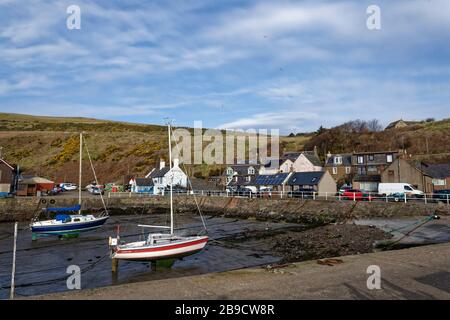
[0,0,449,133]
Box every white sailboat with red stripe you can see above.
[109,122,208,262]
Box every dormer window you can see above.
[357,156,364,164]
[248,167,255,175]
[386,154,393,163]
[334,156,342,165]
[227,168,233,175]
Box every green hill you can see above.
[0,113,310,185]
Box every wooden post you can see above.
[112,258,118,273]
[10,222,18,300]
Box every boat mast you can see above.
[168,123,173,235]
[79,132,82,215]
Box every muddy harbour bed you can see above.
[1,212,449,299]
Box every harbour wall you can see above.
[0,196,449,224]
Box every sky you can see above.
[0,0,449,133]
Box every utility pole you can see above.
[79,133,82,215]
[10,222,18,300]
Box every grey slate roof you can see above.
[149,167,170,178]
[303,153,323,167]
[282,152,302,161]
[325,154,352,166]
[229,164,257,175]
[287,172,324,186]
[421,163,450,178]
[135,178,154,186]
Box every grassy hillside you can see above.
[0,113,310,184]
[3,113,445,185]
[304,118,450,163]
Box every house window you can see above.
[332,167,338,175]
[246,176,251,182]
[368,155,374,161]
[334,156,342,165]
[248,167,255,175]
[345,167,351,174]
[386,154,393,163]
[227,168,233,175]
[368,166,377,173]
[432,179,446,186]
[357,156,364,164]
[226,177,232,184]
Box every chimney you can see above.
[160,160,165,170]
[173,158,179,168]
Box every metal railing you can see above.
[106,190,450,205]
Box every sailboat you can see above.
[109,123,208,261]
[30,133,109,239]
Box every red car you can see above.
[341,189,373,201]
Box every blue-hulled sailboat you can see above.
[30,133,109,239]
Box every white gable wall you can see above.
[292,154,323,172]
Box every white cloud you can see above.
[219,111,319,130]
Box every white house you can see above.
[260,151,323,174]
[281,152,323,172]
[146,159,187,195]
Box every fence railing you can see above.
[107,190,450,205]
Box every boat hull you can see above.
[31,216,109,235]
[112,236,208,261]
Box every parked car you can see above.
[42,186,63,196]
[60,183,77,191]
[338,185,352,195]
[386,192,405,202]
[433,189,450,202]
[163,185,187,194]
[341,189,373,201]
[227,186,252,197]
[378,183,423,196]
[88,186,104,195]
[85,183,104,192]
[289,188,315,199]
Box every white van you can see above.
[378,183,424,196]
